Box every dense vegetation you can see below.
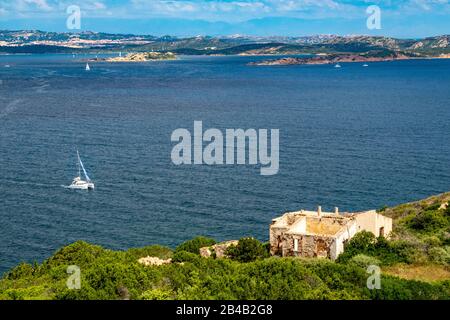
[225,238,270,262]
[382,194,450,266]
[1,194,449,300]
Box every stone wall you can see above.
[270,225,288,256]
[281,233,335,259]
[200,240,239,259]
[269,208,392,260]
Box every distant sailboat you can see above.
[68,150,95,190]
[334,63,341,68]
[119,51,122,57]
[85,63,90,71]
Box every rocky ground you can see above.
[249,52,412,66]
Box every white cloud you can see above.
[93,1,107,10]
[3,0,109,12]
[24,0,52,10]
[411,0,448,10]
[0,0,448,21]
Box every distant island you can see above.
[88,52,177,62]
[0,31,449,58]
[249,51,412,66]
[109,52,176,62]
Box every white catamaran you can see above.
[69,151,95,190]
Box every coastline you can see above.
[248,52,419,66]
[1,51,449,60]
[1,192,449,300]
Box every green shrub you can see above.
[408,210,448,233]
[1,286,45,300]
[426,202,442,211]
[349,254,381,269]
[171,251,201,263]
[175,236,216,255]
[56,284,102,300]
[423,236,442,247]
[226,237,269,263]
[375,237,415,265]
[428,246,450,265]
[140,288,174,300]
[127,245,172,260]
[4,262,35,280]
[337,231,377,263]
[369,276,450,300]
[337,232,413,265]
[42,241,105,270]
[444,202,450,216]
[2,237,450,300]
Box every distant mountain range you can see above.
[0,30,449,56]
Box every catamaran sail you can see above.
[85,63,90,71]
[77,150,91,182]
[68,151,94,190]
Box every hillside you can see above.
[0,31,449,56]
[249,50,411,66]
[0,193,449,300]
[101,52,177,62]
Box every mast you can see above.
[77,150,91,182]
[77,150,81,177]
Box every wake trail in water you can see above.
[0,178,65,189]
[0,99,23,120]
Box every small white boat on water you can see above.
[68,151,95,190]
[363,64,369,67]
[334,63,341,68]
[85,63,90,71]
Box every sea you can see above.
[0,54,449,275]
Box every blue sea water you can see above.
[0,54,449,275]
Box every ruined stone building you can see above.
[269,206,392,260]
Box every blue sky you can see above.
[0,0,449,37]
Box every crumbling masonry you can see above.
[270,206,392,260]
